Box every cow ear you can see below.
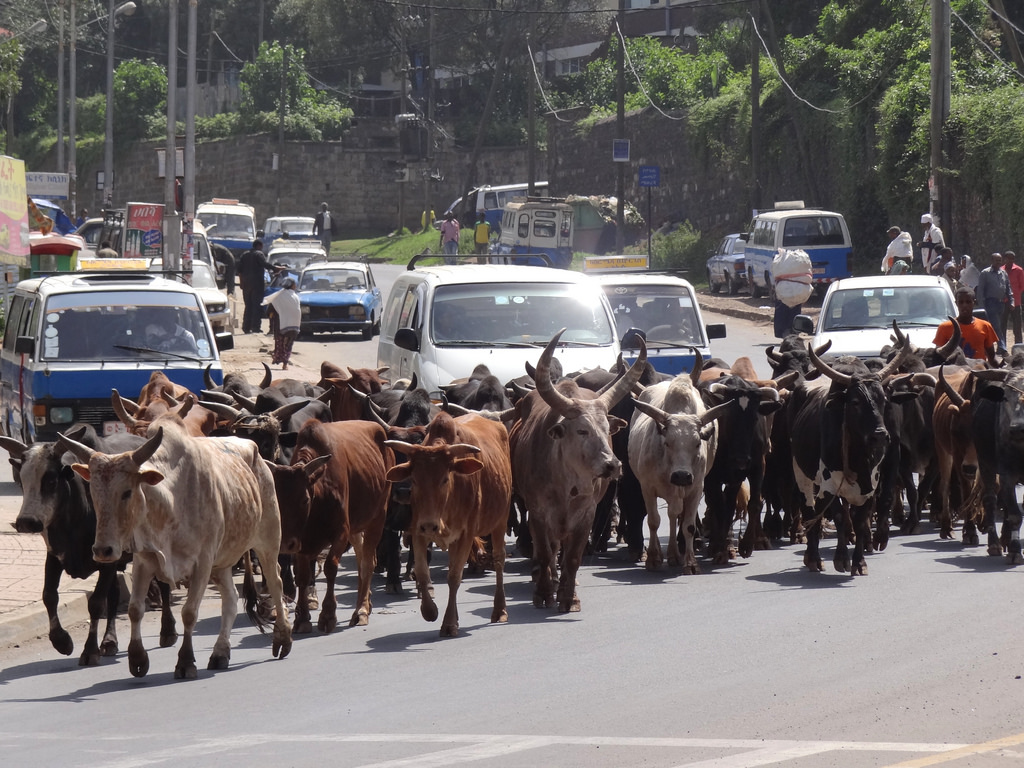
[71,463,91,482]
[758,400,784,415]
[977,384,1005,402]
[699,424,716,441]
[607,415,628,435]
[139,469,165,486]
[547,423,566,440]
[452,457,484,475]
[387,464,412,483]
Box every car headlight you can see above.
[207,302,226,313]
[350,306,366,319]
[49,406,74,425]
[301,305,310,316]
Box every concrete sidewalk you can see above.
[0,291,780,652]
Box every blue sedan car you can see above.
[296,261,382,339]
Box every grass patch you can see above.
[330,228,441,264]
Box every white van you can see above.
[376,260,619,395]
[742,201,853,298]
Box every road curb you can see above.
[0,575,97,651]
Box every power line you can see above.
[525,37,574,122]
[952,6,1024,82]
[614,19,684,120]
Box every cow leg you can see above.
[489,522,508,625]
[206,565,238,672]
[175,559,215,679]
[291,554,315,634]
[249,533,292,660]
[80,565,117,666]
[41,553,73,657]
[528,514,557,609]
[850,502,872,576]
[380,528,403,594]
[127,558,155,678]
[739,463,770,557]
[349,531,377,627]
[556,524,588,613]
[158,580,178,648]
[590,481,616,554]
[318,546,340,633]
[665,498,684,568]
[278,554,296,601]
[979,469,1001,557]
[1002,480,1023,565]
[832,498,852,574]
[439,534,476,637]
[412,533,438,622]
[618,463,647,561]
[933,455,954,540]
[643,488,664,571]
[803,503,825,573]
[679,493,702,575]
[98,565,121,658]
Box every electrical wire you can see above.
[525,37,573,121]
[951,6,1024,82]
[614,18,685,120]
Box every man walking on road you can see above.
[440,211,461,265]
[976,252,1011,353]
[238,239,270,335]
[1004,250,1024,346]
[918,213,945,274]
[313,202,336,256]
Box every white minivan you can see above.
[376,260,620,394]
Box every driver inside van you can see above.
[145,316,199,354]
[433,302,464,342]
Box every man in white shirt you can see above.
[313,202,335,256]
[918,213,945,273]
[881,225,914,274]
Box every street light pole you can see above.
[57,0,65,171]
[102,1,136,210]
[69,0,77,219]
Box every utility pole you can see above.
[69,0,77,219]
[749,3,761,213]
[184,0,197,220]
[615,0,625,253]
[929,0,951,232]
[277,47,288,217]
[164,0,180,269]
[527,1,537,197]
[57,0,65,172]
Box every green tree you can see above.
[114,59,168,143]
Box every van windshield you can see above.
[822,286,955,331]
[603,285,703,345]
[197,212,254,239]
[432,282,614,346]
[41,290,214,361]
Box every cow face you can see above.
[267,457,330,554]
[387,445,483,543]
[546,403,625,482]
[4,442,70,533]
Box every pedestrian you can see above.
[941,262,961,294]
[262,277,301,370]
[210,242,236,295]
[917,213,945,274]
[960,254,980,290]
[75,208,88,228]
[237,239,269,335]
[473,211,490,262]
[975,252,1011,352]
[881,225,914,274]
[1003,250,1024,347]
[439,211,461,265]
[313,202,336,256]
[96,240,118,259]
[933,286,999,366]
[930,246,956,278]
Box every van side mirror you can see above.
[738,233,750,241]
[214,332,234,352]
[14,336,34,356]
[620,328,647,349]
[792,315,815,335]
[705,323,727,340]
[394,327,420,352]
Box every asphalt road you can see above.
[1,274,1023,767]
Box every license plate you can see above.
[103,420,127,436]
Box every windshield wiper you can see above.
[440,340,542,348]
[825,324,877,331]
[113,344,202,363]
[556,340,603,348]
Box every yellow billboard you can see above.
[0,156,30,267]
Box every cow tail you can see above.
[242,550,272,634]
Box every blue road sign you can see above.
[639,165,660,187]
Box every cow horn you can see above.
[200,400,244,421]
[442,400,473,417]
[0,436,27,460]
[316,389,332,404]
[160,391,180,407]
[204,364,216,390]
[365,400,390,429]
[877,340,911,381]
[891,318,908,348]
[936,316,962,360]
[176,394,195,418]
[299,454,332,479]
[937,366,965,407]
[384,439,421,455]
[689,347,704,385]
[765,346,783,364]
[807,341,852,386]
[408,372,419,391]
[232,392,258,412]
[535,330,583,418]
[131,427,164,466]
[348,385,369,402]
[111,390,140,429]
[259,362,273,390]
[757,386,780,401]
[272,399,311,424]
[377,366,390,376]
[911,372,937,388]
[446,443,482,458]
[699,400,734,426]
[597,337,647,411]
[200,389,235,405]
[631,397,669,426]
[813,339,833,356]
[53,424,88,458]
[971,368,1011,381]
[509,381,533,400]
[55,431,96,463]
[773,370,800,390]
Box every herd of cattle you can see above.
[4,318,1024,680]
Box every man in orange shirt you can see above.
[933,286,998,366]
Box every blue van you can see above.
[0,271,232,443]
[443,182,550,232]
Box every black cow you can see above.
[0,426,176,665]
[788,343,906,575]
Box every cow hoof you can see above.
[645,557,662,571]
[347,612,368,628]
[491,609,508,623]
[852,561,868,576]
[78,651,101,667]
[128,641,149,677]
[174,663,198,680]
[963,531,979,546]
[100,639,118,657]
[49,629,74,657]
[292,619,314,634]
[440,624,458,637]
[272,633,292,659]
[804,556,825,572]
[385,582,403,595]
[318,614,338,633]
[682,564,700,575]
[833,559,848,574]
[207,653,229,671]
[421,601,439,623]
[988,545,1003,557]
[939,527,953,540]
[159,630,178,648]
[1008,552,1024,566]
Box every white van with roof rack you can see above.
[376,255,620,395]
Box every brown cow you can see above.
[136,370,192,406]
[112,390,216,437]
[318,362,389,421]
[385,411,513,637]
[277,419,393,633]
[932,365,982,542]
[509,330,646,613]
